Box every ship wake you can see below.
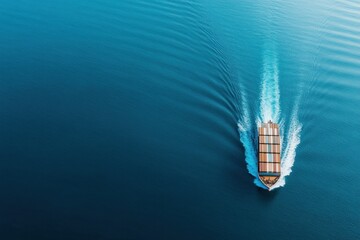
[237,48,302,190]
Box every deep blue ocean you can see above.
[0,0,359,239]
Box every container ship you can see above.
[258,121,281,190]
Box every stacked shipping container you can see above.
[258,123,281,175]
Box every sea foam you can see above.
[238,48,302,190]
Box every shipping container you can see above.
[258,121,281,190]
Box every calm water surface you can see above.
[0,0,359,239]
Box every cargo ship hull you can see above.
[258,121,281,189]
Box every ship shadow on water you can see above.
[229,139,254,186]
[223,130,256,195]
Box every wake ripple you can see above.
[238,48,302,190]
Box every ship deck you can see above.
[258,122,281,189]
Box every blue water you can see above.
[0,0,359,239]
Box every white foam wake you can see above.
[259,48,280,123]
[238,48,302,190]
